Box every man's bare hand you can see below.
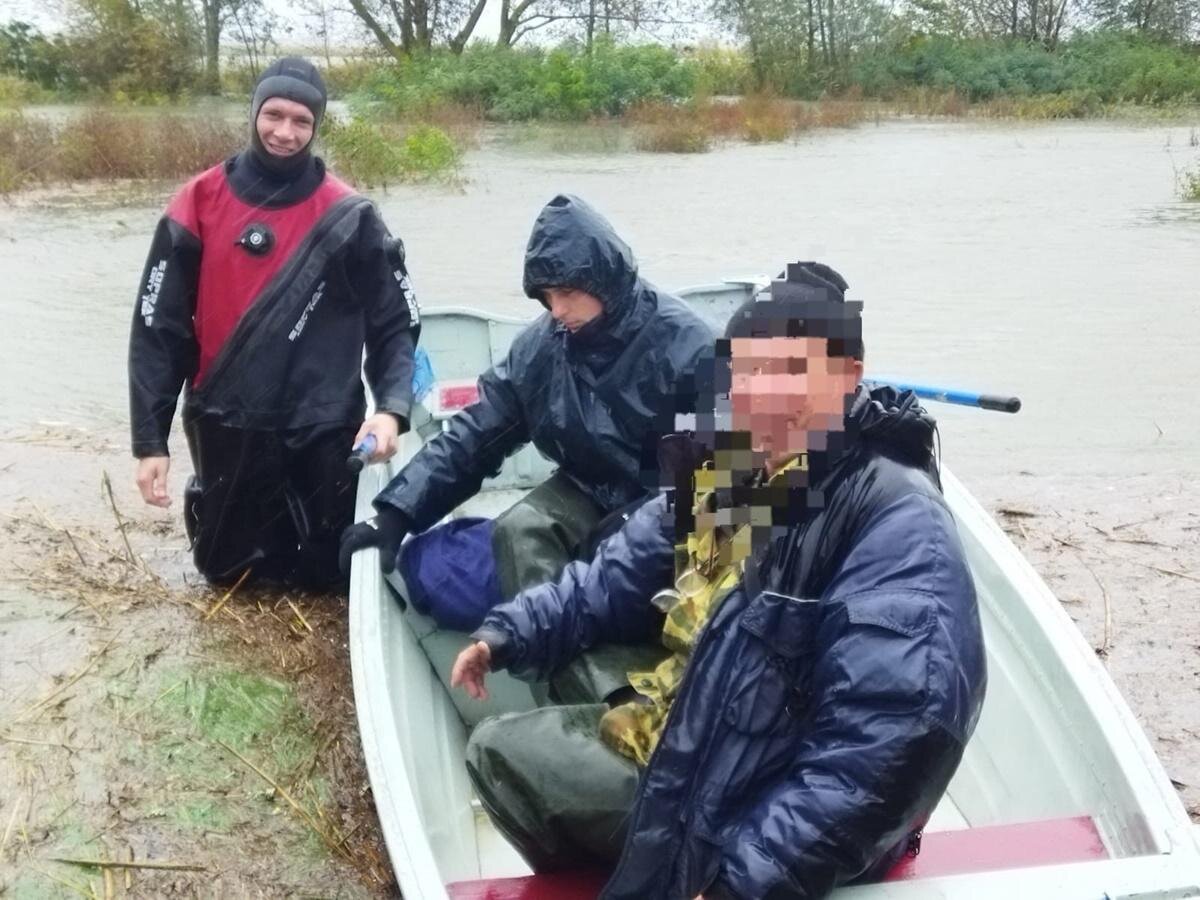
[353,413,401,463]
[135,456,171,508]
[450,640,492,701]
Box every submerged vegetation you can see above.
[0,106,463,194]
[0,109,242,193]
[322,117,464,187]
[1179,163,1200,200]
[627,95,873,153]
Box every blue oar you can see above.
[866,379,1021,414]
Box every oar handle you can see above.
[977,393,1022,414]
[346,434,378,473]
[867,380,1022,414]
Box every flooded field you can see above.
[1,118,1197,895]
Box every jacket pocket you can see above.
[837,589,935,709]
[723,591,820,735]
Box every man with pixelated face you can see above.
[449,261,987,900]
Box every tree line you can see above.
[2,0,1198,99]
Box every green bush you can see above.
[0,72,43,105]
[1,20,73,91]
[321,115,462,187]
[353,40,697,123]
[1179,163,1200,200]
[321,115,405,188]
[850,33,1200,106]
[399,124,461,178]
[690,43,752,96]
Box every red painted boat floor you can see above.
[885,815,1107,880]
[446,816,1108,899]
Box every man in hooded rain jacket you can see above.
[128,58,420,589]
[340,194,713,660]
[450,262,988,900]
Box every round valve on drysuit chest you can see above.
[236,223,275,256]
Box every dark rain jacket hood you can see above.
[856,382,938,474]
[375,196,714,531]
[475,386,986,900]
[522,194,646,356]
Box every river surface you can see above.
[1,118,1199,486]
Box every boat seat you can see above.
[446,815,1109,898]
[386,569,548,728]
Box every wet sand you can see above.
[971,472,1200,824]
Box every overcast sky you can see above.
[0,0,692,47]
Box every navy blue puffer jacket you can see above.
[375,194,713,530]
[477,385,988,900]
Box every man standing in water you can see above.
[128,57,420,589]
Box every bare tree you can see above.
[345,0,489,57]
[227,0,278,79]
[495,0,702,48]
[197,0,225,92]
[194,0,273,93]
[1085,0,1197,38]
[958,0,1073,45]
[497,0,578,47]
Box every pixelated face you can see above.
[729,335,861,458]
[256,97,315,157]
[543,287,603,332]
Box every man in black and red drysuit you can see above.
[128,57,419,590]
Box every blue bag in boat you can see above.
[397,517,503,631]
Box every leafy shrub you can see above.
[322,115,462,186]
[399,124,461,179]
[354,41,697,123]
[0,73,44,105]
[850,33,1200,106]
[1178,163,1200,201]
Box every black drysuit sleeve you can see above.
[347,206,420,430]
[128,216,201,458]
[373,339,531,533]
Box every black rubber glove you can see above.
[338,506,409,575]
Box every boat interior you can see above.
[349,293,1200,899]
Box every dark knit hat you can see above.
[724,262,863,359]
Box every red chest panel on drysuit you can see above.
[166,164,354,386]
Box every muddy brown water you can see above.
[3,120,1200,478]
[1,119,1198,893]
